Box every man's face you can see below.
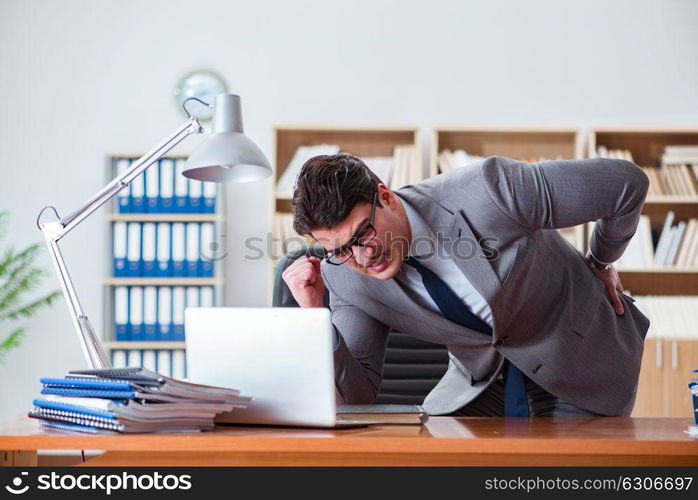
[312,185,410,280]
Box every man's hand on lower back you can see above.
[585,252,625,315]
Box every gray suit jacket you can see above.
[322,156,651,416]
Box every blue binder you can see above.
[112,222,128,277]
[156,223,172,277]
[116,158,132,214]
[202,182,216,213]
[126,223,142,277]
[142,223,156,277]
[115,287,129,341]
[143,286,158,342]
[129,287,144,341]
[160,159,175,213]
[145,160,160,213]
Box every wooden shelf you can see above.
[619,269,698,295]
[104,341,186,350]
[106,214,223,222]
[432,126,584,176]
[105,278,223,286]
[273,125,420,212]
[589,127,698,167]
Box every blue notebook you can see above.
[40,387,136,399]
[40,376,134,390]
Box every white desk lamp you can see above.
[37,93,271,369]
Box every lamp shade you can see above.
[183,94,272,183]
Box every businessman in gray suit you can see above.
[283,153,650,417]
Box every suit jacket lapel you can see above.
[396,189,501,304]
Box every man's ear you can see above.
[377,183,395,208]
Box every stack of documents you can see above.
[28,367,251,434]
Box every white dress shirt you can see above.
[396,199,493,327]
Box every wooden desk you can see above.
[1,417,696,466]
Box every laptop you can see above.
[185,307,365,428]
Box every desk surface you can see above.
[1,417,696,466]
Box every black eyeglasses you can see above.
[323,193,378,266]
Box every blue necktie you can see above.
[404,256,529,417]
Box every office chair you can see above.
[273,245,449,405]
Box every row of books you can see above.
[596,145,698,197]
[437,149,564,174]
[600,213,697,269]
[113,222,216,277]
[111,349,187,379]
[28,368,249,434]
[114,286,215,342]
[275,144,422,199]
[438,149,483,173]
[115,158,217,214]
[272,212,305,261]
[660,145,698,196]
[275,144,340,198]
[635,296,698,339]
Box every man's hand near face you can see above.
[282,256,326,308]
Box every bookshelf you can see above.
[103,154,226,378]
[432,127,586,251]
[270,126,421,297]
[589,128,698,418]
[589,128,698,296]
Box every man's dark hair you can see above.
[291,153,381,236]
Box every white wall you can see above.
[1,0,697,419]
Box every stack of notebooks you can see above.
[29,367,251,434]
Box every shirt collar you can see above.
[401,198,436,259]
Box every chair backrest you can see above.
[273,245,448,405]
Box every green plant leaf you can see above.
[0,326,26,362]
[1,290,62,321]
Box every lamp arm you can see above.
[38,117,204,369]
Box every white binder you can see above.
[202,182,216,212]
[143,286,157,341]
[145,160,160,212]
[157,350,172,377]
[172,286,186,341]
[171,223,186,276]
[188,178,202,211]
[142,223,157,276]
[157,286,172,341]
[200,286,214,307]
[126,222,142,276]
[112,222,127,276]
[185,286,200,309]
[156,222,171,276]
[174,159,188,211]
[200,223,215,276]
[116,158,131,212]
[186,223,200,276]
[129,286,144,341]
[114,286,129,341]
[127,349,142,368]
[130,166,145,212]
[142,349,157,372]
[111,349,128,368]
[159,158,175,212]
[172,350,186,379]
